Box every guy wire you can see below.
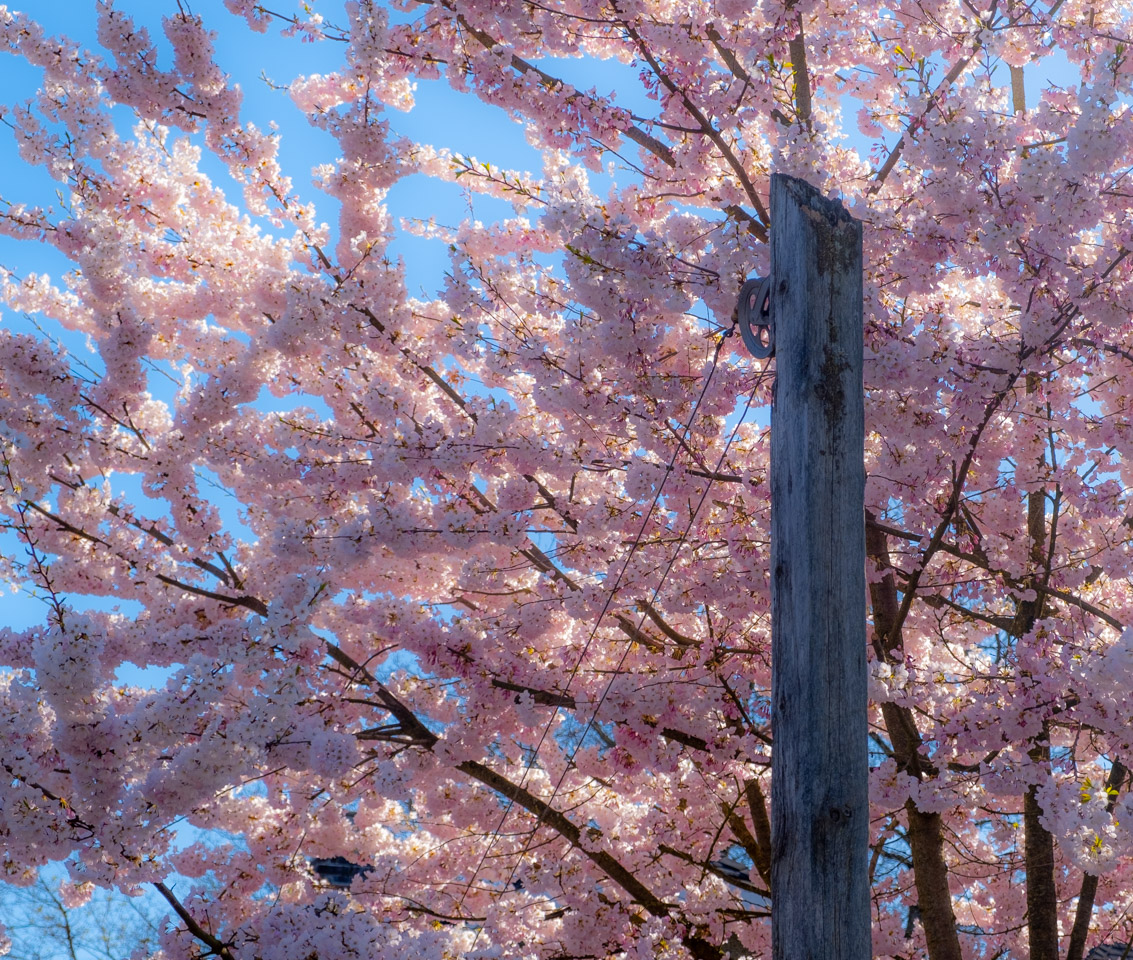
[456,321,741,931]
[464,329,771,948]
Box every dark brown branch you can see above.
[721,799,762,878]
[523,473,579,532]
[868,522,963,960]
[326,642,378,683]
[657,843,768,897]
[744,779,773,886]
[1,760,94,834]
[437,0,678,168]
[1015,375,1058,960]
[1066,761,1128,960]
[866,515,1124,632]
[153,882,237,960]
[946,750,1001,774]
[333,640,719,958]
[620,17,770,231]
[656,725,711,752]
[903,799,963,960]
[327,642,439,745]
[919,591,1016,632]
[486,676,710,750]
[153,574,269,617]
[520,543,580,590]
[614,613,665,651]
[687,467,746,483]
[31,490,239,593]
[1071,336,1133,366]
[871,52,975,191]
[352,697,439,747]
[350,302,476,423]
[24,500,114,550]
[491,677,575,708]
[445,786,666,918]
[1024,737,1058,960]
[638,600,697,647]
[703,24,790,127]
[787,18,813,130]
[887,377,1018,641]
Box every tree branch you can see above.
[871,52,975,191]
[620,17,770,231]
[152,883,238,960]
[1066,761,1129,960]
[866,514,1125,632]
[867,522,963,960]
[787,16,813,130]
[744,779,773,887]
[462,759,668,913]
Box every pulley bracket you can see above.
[737,276,773,359]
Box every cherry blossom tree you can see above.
[2,0,1133,958]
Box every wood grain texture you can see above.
[768,174,869,960]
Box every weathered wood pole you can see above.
[769,174,868,960]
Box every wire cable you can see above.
[466,341,772,951]
[456,323,744,932]
[506,364,767,861]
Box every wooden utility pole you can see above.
[768,174,868,960]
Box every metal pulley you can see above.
[737,276,773,359]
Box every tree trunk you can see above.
[1067,762,1129,960]
[1024,741,1059,960]
[866,517,963,960]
